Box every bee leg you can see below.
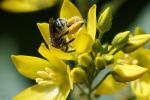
[65,38,75,53]
[67,49,76,53]
[57,30,69,40]
[65,38,75,45]
[65,46,68,52]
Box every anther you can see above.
[38,80,54,86]
[37,71,49,79]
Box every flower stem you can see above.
[91,71,111,92]
[98,30,104,41]
[76,84,88,96]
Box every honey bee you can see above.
[49,17,84,52]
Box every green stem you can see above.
[91,71,111,92]
[76,84,88,97]
[87,83,93,100]
[98,30,104,41]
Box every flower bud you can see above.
[100,43,109,54]
[134,26,145,35]
[97,7,112,33]
[112,64,147,82]
[104,54,114,65]
[94,54,106,70]
[71,67,87,83]
[92,39,101,53]
[123,34,150,53]
[112,31,130,50]
[78,53,93,67]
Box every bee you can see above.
[49,17,84,52]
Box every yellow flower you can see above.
[100,47,150,97]
[37,0,96,60]
[94,48,148,95]
[0,0,58,13]
[130,48,150,99]
[94,74,126,94]
[11,43,73,100]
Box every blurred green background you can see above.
[0,0,150,100]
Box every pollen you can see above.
[36,67,62,86]
[132,59,138,65]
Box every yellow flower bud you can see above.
[104,54,114,65]
[123,34,150,53]
[97,7,112,33]
[112,31,130,50]
[78,53,93,67]
[112,64,147,82]
[71,67,87,83]
[94,55,106,70]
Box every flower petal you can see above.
[131,73,150,99]
[49,45,76,61]
[38,43,76,61]
[0,0,38,13]
[1,0,58,13]
[130,48,150,69]
[60,0,82,19]
[14,85,70,100]
[38,43,67,72]
[11,55,51,79]
[73,33,93,53]
[37,23,50,45]
[60,0,87,37]
[95,75,126,94]
[87,4,97,40]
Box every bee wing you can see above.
[49,18,56,45]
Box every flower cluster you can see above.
[11,0,150,100]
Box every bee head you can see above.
[54,18,67,33]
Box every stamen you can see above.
[36,67,63,86]
[38,80,54,86]
[37,71,49,79]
